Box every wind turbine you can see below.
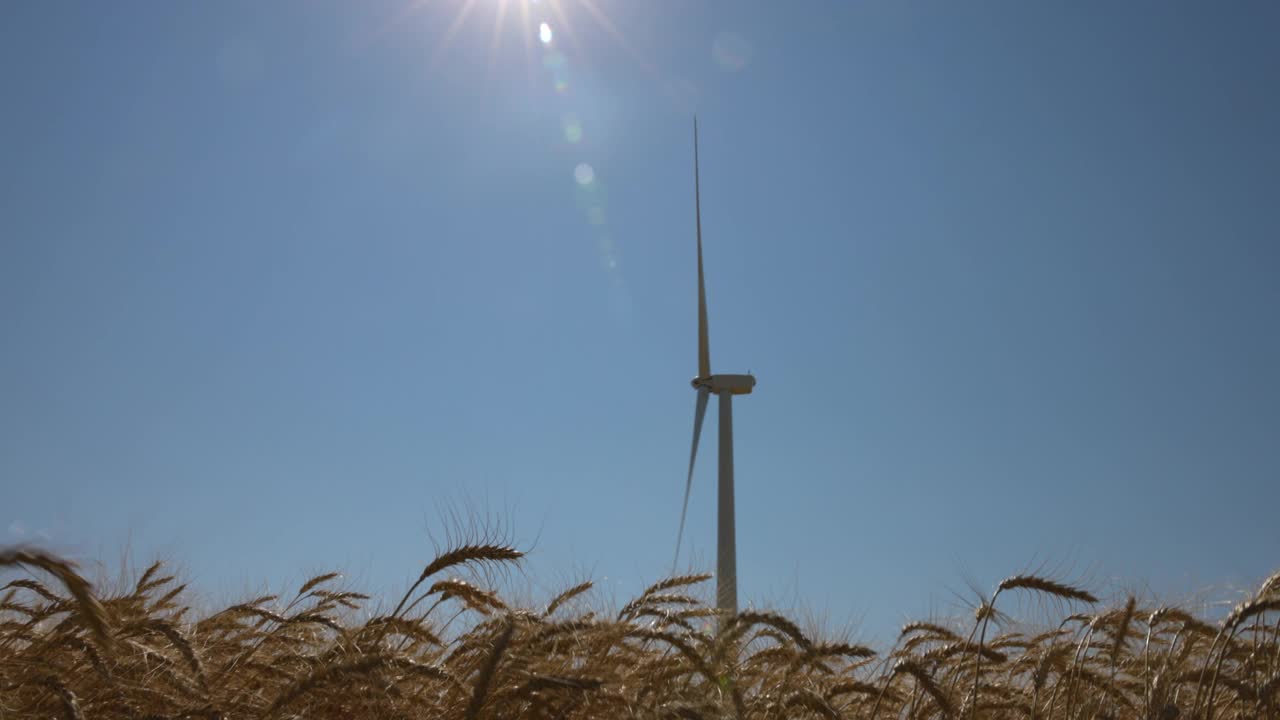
[673,118,756,616]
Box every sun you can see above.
[384,0,655,89]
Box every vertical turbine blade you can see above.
[673,385,710,571]
[695,117,711,380]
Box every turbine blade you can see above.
[673,385,710,571]
[695,117,711,380]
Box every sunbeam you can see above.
[519,0,535,86]
[484,0,509,83]
[546,0,583,56]
[428,0,480,70]
[575,0,664,86]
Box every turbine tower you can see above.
[673,118,756,616]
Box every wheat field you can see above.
[2,545,1277,719]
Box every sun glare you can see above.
[388,0,663,283]
[391,0,674,101]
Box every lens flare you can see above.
[574,163,595,185]
[562,114,583,143]
[538,22,553,44]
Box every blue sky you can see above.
[2,1,1277,641]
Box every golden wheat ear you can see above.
[419,543,525,582]
[996,574,1098,604]
[1,548,111,649]
[427,578,508,615]
[723,610,813,652]
[385,542,525,627]
[544,580,593,617]
[640,573,714,599]
[295,572,342,597]
[3,577,62,604]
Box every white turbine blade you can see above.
[694,117,711,380]
[673,385,710,571]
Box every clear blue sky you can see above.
[3,1,1277,641]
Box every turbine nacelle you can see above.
[691,374,756,395]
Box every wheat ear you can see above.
[1,548,111,649]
